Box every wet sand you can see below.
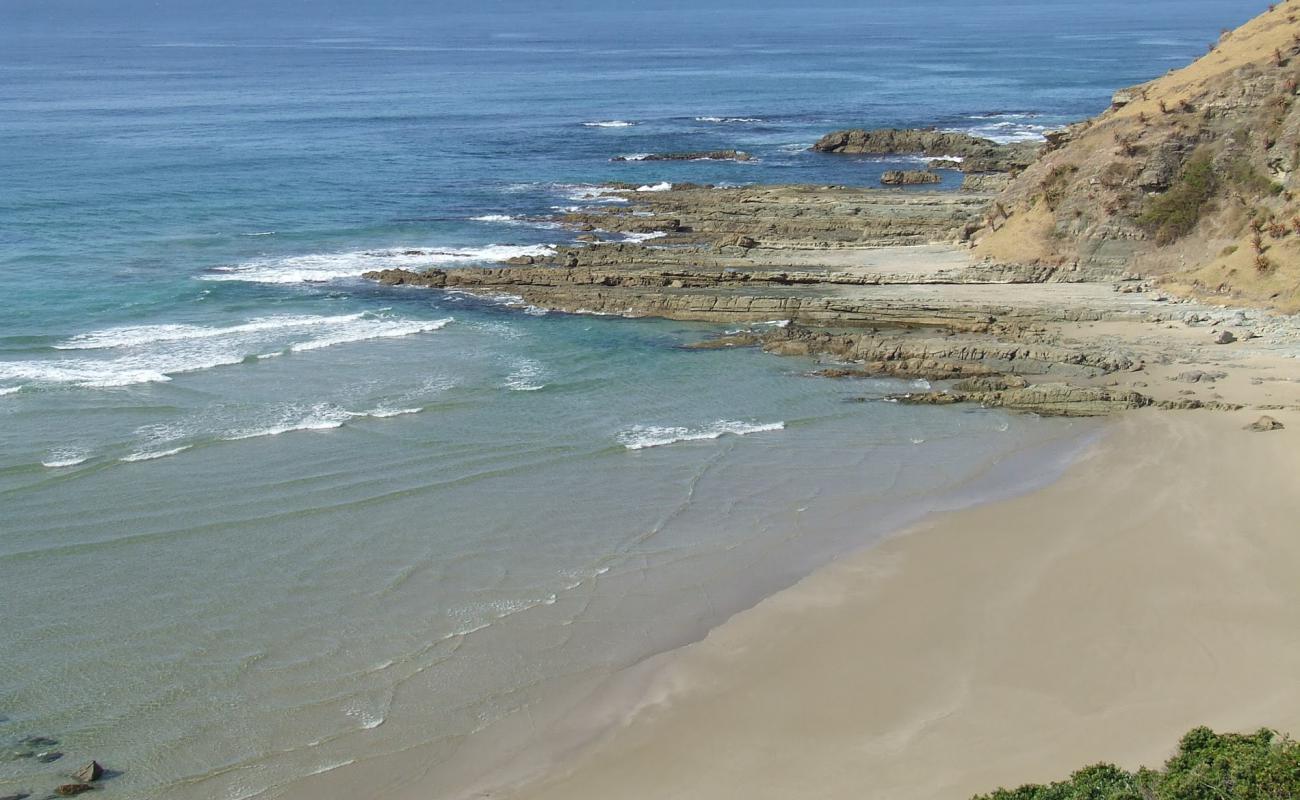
[491,409,1300,800]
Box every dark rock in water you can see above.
[811,128,1041,173]
[880,170,941,186]
[1244,415,1285,432]
[612,150,753,162]
[35,751,63,763]
[18,737,57,748]
[0,792,32,800]
[54,785,94,797]
[73,762,104,783]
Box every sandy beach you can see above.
[486,409,1300,800]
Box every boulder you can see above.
[1244,415,1285,432]
[73,761,104,783]
[1214,330,1237,344]
[880,170,941,186]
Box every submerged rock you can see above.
[613,150,753,162]
[1244,415,1285,432]
[35,751,62,763]
[54,786,94,797]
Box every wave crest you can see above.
[617,420,785,450]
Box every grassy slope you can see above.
[976,1,1300,311]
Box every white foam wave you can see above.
[288,317,451,352]
[306,760,357,777]
[121,445,192,463]
[0,357,231,389]
[617,420,785,450]
[636,182,673,192]
[0,386,20,396]
[470,214,515,222]
[695,116,764,124]
[350,407,422,419]
[582,120,636,128]
[12,313,452,389]
[947,120,1049,144]
[615,153,652,161]
[620,231,667,243]
[42,449,90,468]
[201,245,554,284]
[55,314,368,350]
[505,359,546,392]
[241,231,276,237]
[224,404,352,441]
[558,184,631,204]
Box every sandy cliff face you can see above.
[975,2,1300,311]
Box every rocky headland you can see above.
[366,4,1300,418]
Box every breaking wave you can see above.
[616,420,785,450]
[200,245,554,285]
[3,313,453,389]
[695,116,764,124]
[581,120,636,128]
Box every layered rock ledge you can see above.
[366,180,1300,417]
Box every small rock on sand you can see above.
[1214,330,1237,344]
[1244,415,1285,432]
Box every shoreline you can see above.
[269,411,1103,800]
[496,409,1300,800]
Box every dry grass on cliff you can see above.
[976,0,1300,311]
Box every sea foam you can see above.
[201,245,554,285]
[8,313,453,389]
[617,420,785,450]
[581,120,636,128]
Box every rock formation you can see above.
[973,3,1300,311]
[812,128,1042,173]
[880,170,941,185]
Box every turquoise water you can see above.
[0,1,1263,798]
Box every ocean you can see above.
[0,1,1262,798]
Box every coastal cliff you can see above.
[975,2,1300,312]
[365,5,1300,418]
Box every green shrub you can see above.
[1138,151,1217,245]
[972,727,1300,800]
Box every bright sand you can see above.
[485,409,1300,800]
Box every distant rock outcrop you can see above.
[811,128,1042,173]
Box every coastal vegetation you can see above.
[973,0,1300,311]
[1137,150,1216,244]
[972,727,1300,800]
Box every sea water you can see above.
[0,1,1262,797]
